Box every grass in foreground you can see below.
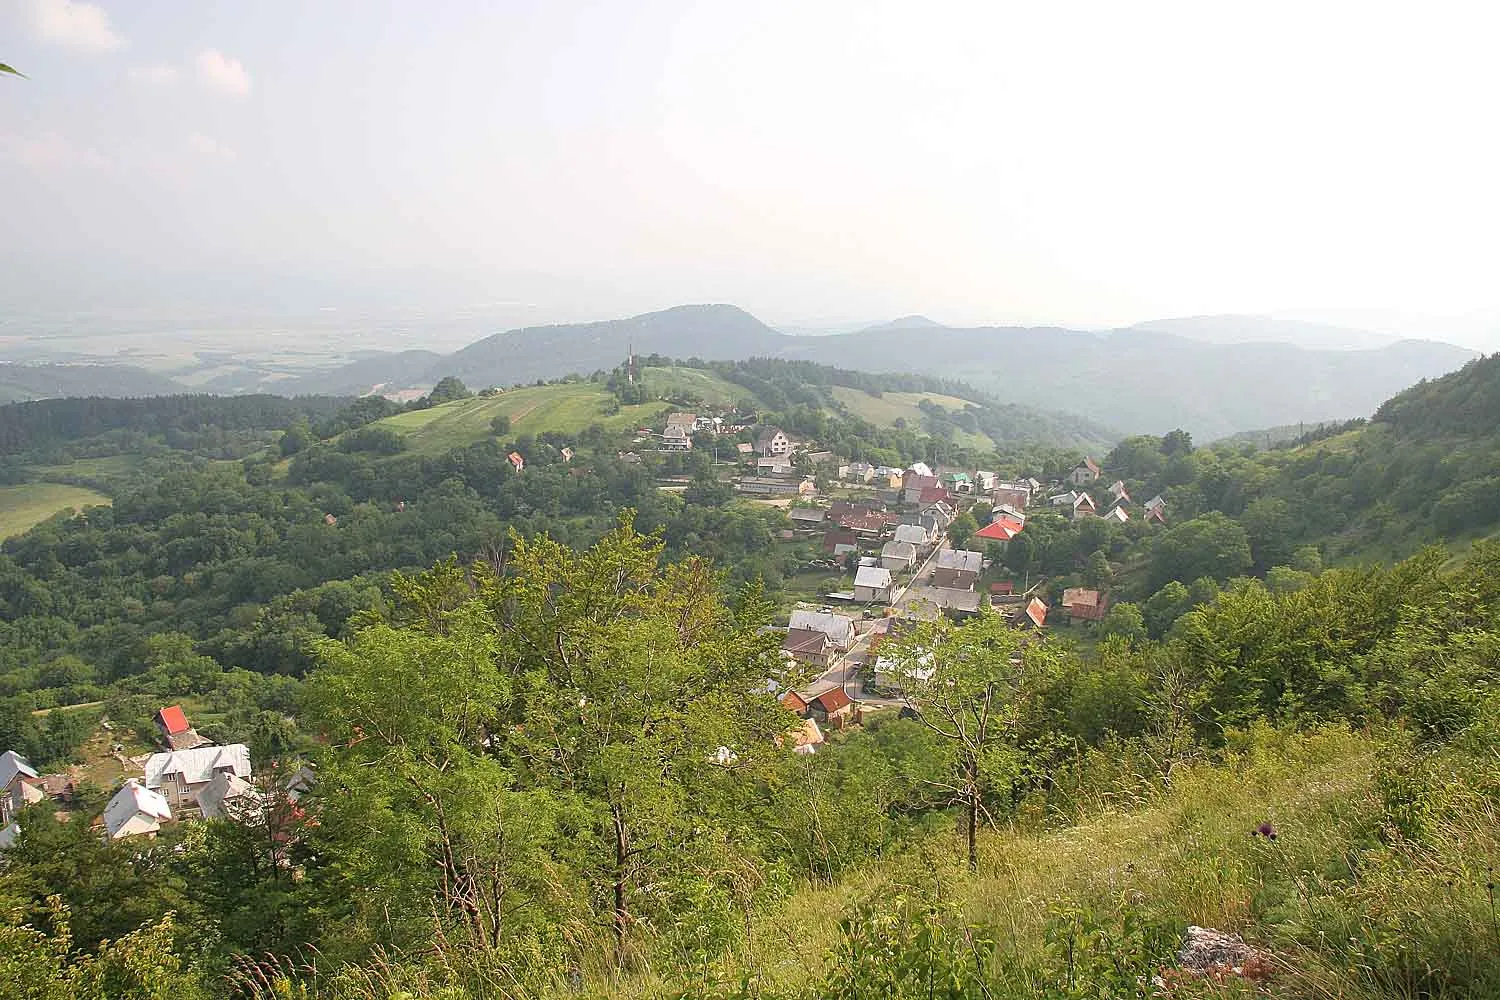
[0,483,111,539]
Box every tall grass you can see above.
[238,721,1500,999]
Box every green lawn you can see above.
[375,384,671,455]
[0,483,112,539]
[640,366,759,407]
[830,387,993,450]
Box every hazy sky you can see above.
[3,0,1498,344]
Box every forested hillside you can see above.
[2,357,1500,997]
[0,362,183,403]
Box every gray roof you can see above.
[788,610,856,641]
[0,751,38,790]
[881,540,918,562]
[145,744,252,789]
[936,549,983,573]
[789,507,827,523]
[854,565,894,590]
[103,779,172,838]
[893,523,929,545]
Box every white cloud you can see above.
[186,133,236,161]
[1,132,106,170]
[129,64,179,85]
[28,0,124,52]
[195,48,251,96]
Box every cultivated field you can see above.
[0,483,112,539]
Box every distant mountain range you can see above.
[0,363,182,405]
[301,304,1467,440]
[0,306,1478,440]
[1126,314,1403,350]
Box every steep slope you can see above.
[429,304,785,388]
[0,363,183,403]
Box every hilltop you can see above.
[297,304,1473,440]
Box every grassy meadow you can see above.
[830,387,994,450]
[375,385,669,455]
[0,483,112,539]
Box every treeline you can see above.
[0,394,348,458]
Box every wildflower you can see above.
[1251,821,1278,840]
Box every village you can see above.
[634,405,1171,750]
[0,396,1167,848]
[1,704,311,847]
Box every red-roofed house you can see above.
[808,687,857,729]
[975,518,1023,544]
[154,706,205,751]
[507,452,525,473]
[1020,598,1048,630]
[989,581,1014,595]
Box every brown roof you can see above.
[780,691,809,713]
[822,530,857,552]
[838,512,888,535]
[1061,588,1101,610]
[782,628,830,655]
[811,687,853,713]
[1024,598,1048,628]
[990,581,1014,594]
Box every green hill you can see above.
[375,383,670,455]
[641,365,759,407]
[830,387,993,449]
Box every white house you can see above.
[854,565,895,603]
[974,471,997,492]
[845,462,875,483]
[661,425,693,451]
[880,540,918,572]
[103,779,173,839]
[787,610,857,650]
[145,744,253,811]
[756,427,791,457]
[1069,458,1102,485]
[0,751,44,827]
